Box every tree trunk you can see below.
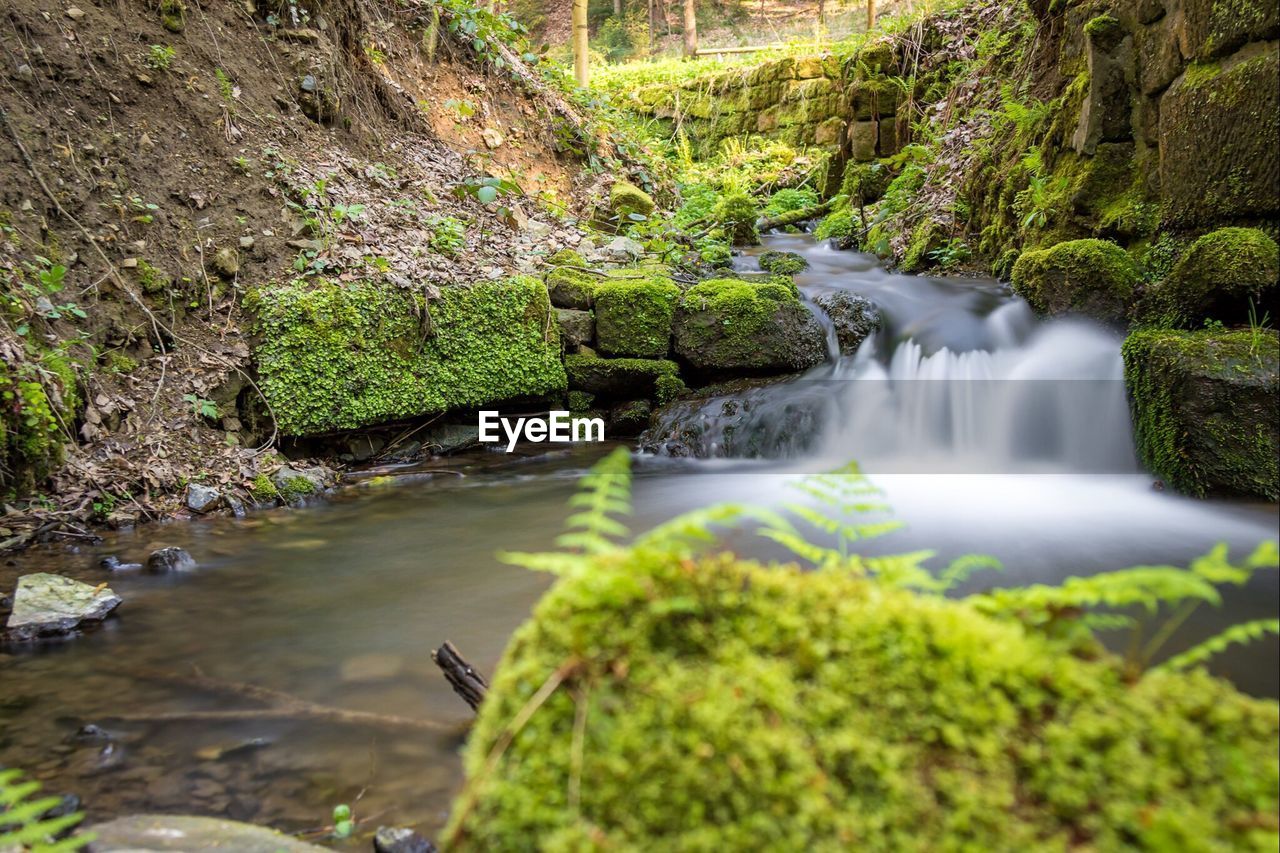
[614,0,623,15]
[682,0,697,57]
[573,0,589,87]
[867,0,876,31]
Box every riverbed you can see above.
[2,235,1276,841]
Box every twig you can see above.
[432,641,489,712]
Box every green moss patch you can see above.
[594,278,680,358]
[1,348,80,496]
[449,550,1280,849]
[713,192,760,246]
[609,181,655,222]
[247,276,565,436]
[1144,227,1279,327]
[564,354,683,400]
[758,250,808,275]
[1123,328,1279,499]
[1011,239,1139,322]
[673,278,826,373]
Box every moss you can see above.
[104,351,139,374]
[135,259,171,295]
[814,207,856,244]
[546,266,599,310]
[564,354,681,399]
[713,191,760,246]
[609,181,655,222]
[1083,14,1124,48]
[593,278,680,359]
[1144,228,1279,327]
[900,219,945,273]
[839,161,891,204]
[0,347,79,496]
[654,373,687,405]
[249,472,279,502]
[757,250,808,275]
[1011,239,1140,322]
[449,550,1280,849]
[247,276,566,436]
[278,475,315,502]
[158,0,185,32]
[547,248,587,269]
[673,278,824,372]
[1123,328,1278,499]
[567,390,595,413]
[762,187,819,218]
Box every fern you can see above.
[0,768,90,852]
[1156,620,1280,674]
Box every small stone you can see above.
[211,246,240,279]
[604,236,644,261]
[238,235,255,250]
[4,573,122,641]
[120,257,139,268]
[65,6,85,20]
[146,547,197,574]
[99,556,143,572]
[16,63,33,81]
[300,74,317,93]
[186,484,223,514]
[373,826,436,853]
[481,126,504,149]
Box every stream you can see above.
[1,234,1276,840]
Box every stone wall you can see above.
[622,45,904,161]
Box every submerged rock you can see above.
[146,547,197,574]
[608,400,652,438]
[86,814,329,851]
[374,825,437,853]
[812,291,881,355]
[1123,327,1278,499]
[4,573,122,641]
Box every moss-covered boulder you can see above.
[1123,328,1279,499]
[713,192,760,246]
[758,250,808,275]
[673,278,827,373]
[1145,227,1279,327]
[546,266,599,310]
[564,354,684,403]
[1011,239,1140,322]
[609,181,655,222]
[1158,45,1280,225]
[448,550,1280,850]
[1,351,80,495]
[594,278,680,358]
[246,277,565,435]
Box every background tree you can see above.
[573,0,589,85]
[683,0,698,56]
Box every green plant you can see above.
[1247,298,1273,360]
[331,804,353,839]
[182,393,219,420]
[146,44,175,71]
[926,238,972,270]
[0,766,91,851]
[426,215,467,257]
[214,68,236,103]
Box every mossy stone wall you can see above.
[247,277,565,435]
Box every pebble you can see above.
[145,547,197,574]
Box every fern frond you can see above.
[969,565,1222,617]
[0,768,89,852]
[633,505,791,559]
[1155,619,1280,674]
[558,447,633,555]
[498,550,594,576]
[937,554,1003,591]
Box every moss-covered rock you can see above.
[546,266,600,310]
[713,192,760,246]
[1123,328,1279,499]
[246,277,565,435]
[757,250,808,275]
[673,278,827,373]
[448,550,1280,850]
[1,349,80,496]
[1144,227,1279,327]
[547,248,587,269]
[593,277,680,358]
[1159,45,1280,226]
[564,354,682,400]
[609,181,656,223]
[1011,239,1140,322]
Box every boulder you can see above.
[673,279,827,373]
[565,355,684,402]
[758,251,808,275]
[547,267,599,309]
[812,291,882,355]
[270,465,331,500]
[608,400,653,438]
[374,826,437,853]
[1144,228,1279,327]
[1010,239,1140,322]
[1159,44,1279,225]
[1071,15,1134,154]
[1123,328,1278,499]
[594,278,680,358]
[849,120,878,161]
[4,573,122,641]
[604,236,645,261]
[556,308,595,350]
[146,547,197,574]
[185,483,223,513]
[609,181,655,222]
[86,814,329,851]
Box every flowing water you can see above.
[1,234,1276,840]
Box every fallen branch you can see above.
[757,199,835,232]
[432,641,489,712]
[106,667,457,733]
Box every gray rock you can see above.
[812,291,881,355]
[604,236,644,261]
[374,826,436,853]
[300,74,318,93]
[422,423,478,455]
[86,814,330,851]
[185,483,223,514]
[99,556,142,572]
[270,465,331,493]
[211,247,240,279]
[556,308,595,350]
[4,573,122,641]
[146,547,197,574]
[346,434,385,462]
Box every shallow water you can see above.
[1,235,1276,842]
